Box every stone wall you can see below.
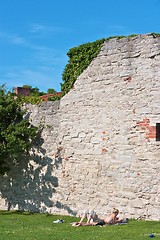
[0,101,61,213]
[0,34,160,220]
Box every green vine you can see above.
[13,33,160,103]
[106,34,138,41]
[48,95,62,101]
[17,95,44,105]
[61,38,105,94]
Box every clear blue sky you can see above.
[0,0,160,92]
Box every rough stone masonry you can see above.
[0,34,160,220]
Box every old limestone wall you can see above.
[0,34,160,220]
[57,34,160,220]
[0,101,61,213]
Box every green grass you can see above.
[0,211,160,240]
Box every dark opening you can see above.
[156,123,160,141]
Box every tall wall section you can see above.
[0,34,160,220]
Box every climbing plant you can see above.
[61,38,105,94]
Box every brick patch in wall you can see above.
[102,131,107,154]
[102,147,107,154]
[156,123,160,141]
[102,131,107,134]
[102,137,107,141]
[136,118,156,140]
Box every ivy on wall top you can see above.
[61,38,106,95]
[15,33,160,103]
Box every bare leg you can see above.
[72,222,95,227]
[79,213,86,223]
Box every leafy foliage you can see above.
[22,85,46,96]
[17,95,44,105]
[48,95,62,101]
[47,88,56,94]
[61,38,105,94]
[106,34,138,41]
[106,35,126,40]
[16,86,58,104]
[0,85,38,174]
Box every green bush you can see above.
[17,95,44,105]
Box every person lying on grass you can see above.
[79,209,99,223]
[72,208,128,227]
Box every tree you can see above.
[22,85,45,96]
[22,85,32,89]
[31,87,40,96]
[0,85,38,174]
[47,88,56,94]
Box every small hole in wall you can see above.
[156,123,160,141]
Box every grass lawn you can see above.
[0,211,160,240]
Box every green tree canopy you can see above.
[22,85,32,89]
[22,85,45,96]
[0,85,38,174]
[47,88,56,94]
